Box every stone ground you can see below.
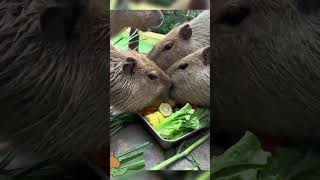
[110,121,210,170]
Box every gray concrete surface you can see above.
[110,122,210,170]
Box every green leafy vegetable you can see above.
[155,103,209,140]
[211,131,271,180]
[110,112,137,136]
[197,171,211,180]
[110,167,128,176]
[111,142,150,177]
[211,131,320,180]
[190,107,210,128]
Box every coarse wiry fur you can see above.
[110,45,171,111]
[0,0,108,160]
[110,10,163,37]
[167,47,210,106]
[148,10,210,70]
[213,0,320,144]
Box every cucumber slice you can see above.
[159,103,173,117]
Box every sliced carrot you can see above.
[191,104,199,109]
[138,106,157,115]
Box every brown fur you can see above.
[110,10,163,37]
[110,45,171,111]
[212,0,320,145]
[167,47,210,106]
[0,0,108,160]
[148,10,210,70]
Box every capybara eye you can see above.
[148,73,158,80]
[179,63,189,70]
[163,43,173,51]
[220,6,250,26]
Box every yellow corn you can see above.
[145,111,165,128]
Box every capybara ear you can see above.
[298,0,320,14]
[40,5,79,41]
[202,46,210,66]
[179,24,192,40]
[123,57,137,75]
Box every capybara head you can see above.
[212,0,320,143]
[110,45,171,112]
[148,10,210,70]
[167,46,210,106]
[0,0,108,159]
[110,10,163,36]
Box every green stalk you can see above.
[110,125,123,136]
[190,153,201,170]
[196,171,211,180]
[181,167,199,170]
[117,142,150,160]
[150,133,210,170]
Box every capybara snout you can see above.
[167,46,210,107]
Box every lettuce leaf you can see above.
[211,131,320,180]
[155,103,209,140]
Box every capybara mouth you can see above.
[168,87,176,100]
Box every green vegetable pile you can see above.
[110,112,138,136]
[111,142,150,177]
[155,103,209,140]
[211,131,320,180]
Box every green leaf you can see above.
[110,112,138,136]
[211,131,271,179]
[155,103,209,140]
[111,167,128,177]
[117,142,150,160]
[266,148,320,180]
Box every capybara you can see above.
[212,0,320,144]
[0,0,108,161]
[110,10,163,37]
[167,46,210,107]
[148,10,210,70]
[110,45,171,112]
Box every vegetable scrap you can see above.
[110,142,150,177]
[140,100,210,140]
[159,103,173,117]
[151,133,210,170]
[145,111,165,128]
